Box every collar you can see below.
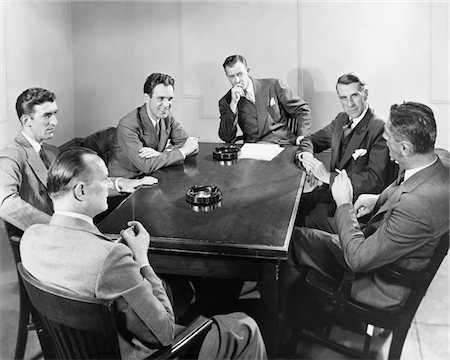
[404,155,438,182]
[350,104,369,129]
[54,211,94,226]
[22,131,41,153]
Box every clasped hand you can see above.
[120,221,150,267]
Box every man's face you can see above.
[24,101,59,143]
[336,83,368,119]
[383,120,402,163]
[145,84,174,120]
[83,155,112,217]
[224,61,251,90]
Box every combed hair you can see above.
[389,101,436,154]
[47,148,97,199]
[143,73,175,97]
[16,88,56,119]
[336,73,366,91]
[222,55,248,70]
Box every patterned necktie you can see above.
[155,120,161,140]
[244,89,255,103]
[39,148,51,169]
[342,119,354,139]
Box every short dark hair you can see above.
[143,73,175,97]
[222,55,248,70]
[47,147,97,199]
[388,102,436,154]
[336,73,366,91]
[15,88,56,120]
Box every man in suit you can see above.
[20,148,267,360]
[280,102,449,325]
[295,73,396,231]
[0,88,157,232]
[108,73,199,178]
[218,54,311,144]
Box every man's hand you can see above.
[305,157,330,184]
[331,169,353,207]
[120,221,150,267]
[180,137,199,156]
[120,176,158,193]
[139,147,161,158]
[354,194,380,218]
[230,84,245,113]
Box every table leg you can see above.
[259,262,280,358]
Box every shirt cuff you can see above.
[178,148,187,159]
[295,136,305,145]
[114,178,124,192]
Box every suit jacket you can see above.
[218,78,311,143]
[108,105,189,178]
[20,214,175,359]
[0,132,59,231]
[297,108,395,198]
[334,158,449,308]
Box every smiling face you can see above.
[145,84,174,120]
[23,101,59,143]
[224,61,251,90]
[336,82,368,119]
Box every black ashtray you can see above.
[213,145,240,161]
[186,185,222,206]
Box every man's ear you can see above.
[144,93,151,103]
[400,140,413,156]
[73,183,85,201]
[21,115,31,127]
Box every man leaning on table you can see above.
[20,147,267,360]
[108,73,199,178]
[218,54,311,144]
[280,102,449,338]
[0,88,157,232]
[295,73,396,232]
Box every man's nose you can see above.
[49,115,58,125]
[162,99,171,107]
[347,98,354,107]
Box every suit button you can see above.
[39,190,44,196]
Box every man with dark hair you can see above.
[108,73,198,178]
[218,54,311,144]
[0,88,157,232]
[281,102,449,325]
[20,148,267,360]
[295,73,396,231]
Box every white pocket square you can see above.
[269,97,276,107]
[352,148,367,160]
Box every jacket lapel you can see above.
[330,114,348,169]
[253,78,269,139]
[337,108,374,168]
[16,133,49,188]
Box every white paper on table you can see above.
[238,143,285,161]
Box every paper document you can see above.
[238,143,284,161]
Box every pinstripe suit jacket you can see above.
[0,132,59,231]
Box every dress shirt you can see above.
[22,131,42,154]
[54,211,94,226]
[244,79,256,103]
[148,113,186,159]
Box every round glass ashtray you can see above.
[213,145,240,161]
[186,185,222,206]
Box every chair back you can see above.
[81,127,116,163]
[18,263,122,359]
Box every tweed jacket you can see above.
[219,78,311,144]
[20,214,175,359]
[0,132,59,231]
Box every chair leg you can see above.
[14,300,29,359]
[388,326,409,360]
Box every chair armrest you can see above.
[147,315,213,360]
[376,264,432,287]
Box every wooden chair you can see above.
[18,263,213,359]
[80,127,116,163]
[289,231,449,360]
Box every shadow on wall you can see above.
[288,68,342,132]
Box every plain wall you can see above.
[1,0,449,149]
[0,0,75,148]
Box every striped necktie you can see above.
[342,119,354,139]
[155,120,161,140]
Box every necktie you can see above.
[155,121,161,140]
[244,89,255,103]
[342,119,354,139]
[39,148,51,169]
[394,170,405,186]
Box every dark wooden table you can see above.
[99,142,305,356]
